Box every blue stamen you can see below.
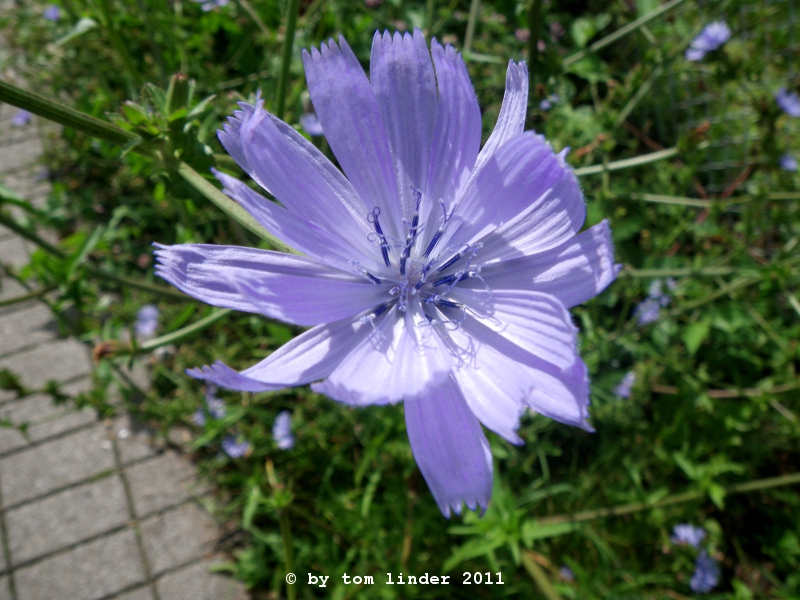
[432,274,457,287]
[435,298,464,310]
[373,302,390,317]
[423,200,450,259]
[436,252,462,272]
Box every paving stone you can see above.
[112,413,158,465]
[126,452,202,517]
[0,169,49,203]
[14,529,146,600]
[111,586,155,600]
[0,277,30,313]
[0,138,42,174]
[140,503,218,576]
[0,529,6,571]
[0,423,115,507]
[0,378,93,455]
[0,576,10,600]
[7,474,129,564]
[156,561,248,600]
[0,338,91,390]
[0,302,57,357]
[0,236,29,269]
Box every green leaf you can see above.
[521,520,580,547]
[565,54,610,83]
[54,17,98,47]
[66,225,105,279]
[442,537,505,572]
[683,319,711,355]
[571,17,596,48]
[360,469,382,518]
[708,483,726,509]
[187,94,218,120]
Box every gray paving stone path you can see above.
[0,100,248,599]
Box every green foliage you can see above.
[1,0,799,598]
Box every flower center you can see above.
[355,190,489,330]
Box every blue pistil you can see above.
[368,207,391,267]
[423,200,450,259]
[400,188,423,276]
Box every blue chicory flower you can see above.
[559,566,575,582]
[635,278,675,325]
[671,523,706,548]
[539,93,560,111]
[222,436,250,458]
[11,110,31,127]
[135,304,160,338]
[300,113,324,136]
[43,5,61,21]
[780,153,798,172]
[775,88,800,118]
[272,410,295,450]
[155,30,619,517]
[685,21,731,61]
[690,550,720,593]
[193,0,229,11]
[193,385,227,425]
[614,371,636,399]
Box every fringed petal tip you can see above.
[439,496,490,519]
[186,361,284,392]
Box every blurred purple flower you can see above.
[671,523,706,548]
[515,28,530,43]
[193,385,227,426]
[549,22,565,42]
[690,550,720,593]
[559,566,575,581]
[11,110,31,127]
[155,30,618,517]
[775,88,800,117]
[222,436,250,458]
[539,93,560,111]
[780,154,798,172]
[272,410,295,450]
[614,371,635,399]
[43,5,61,21]
[635,279,675,325]
[300,113,324,136]
[135,304,160,338]
[192,0,228,11]
[685,21,731,61]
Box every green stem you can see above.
[0,79,137,146]
[279,509,297,600]
[175,162,294,252]
[238,0,270,37]
[574,147,679,176]
[0,285,57,308]
[275,0,300,120]
[521,553,562,600]
[620,266,747,278]
[463,0,480,54]
[96,0,144,92]
[614,66,663,127]
[536,471,800,527]
[0,211,188,300]
[563,0,688,67]
[425,0,435,34]
[139,308,232,351]
[527,0,543,87]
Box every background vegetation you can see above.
[1,0,799,597]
